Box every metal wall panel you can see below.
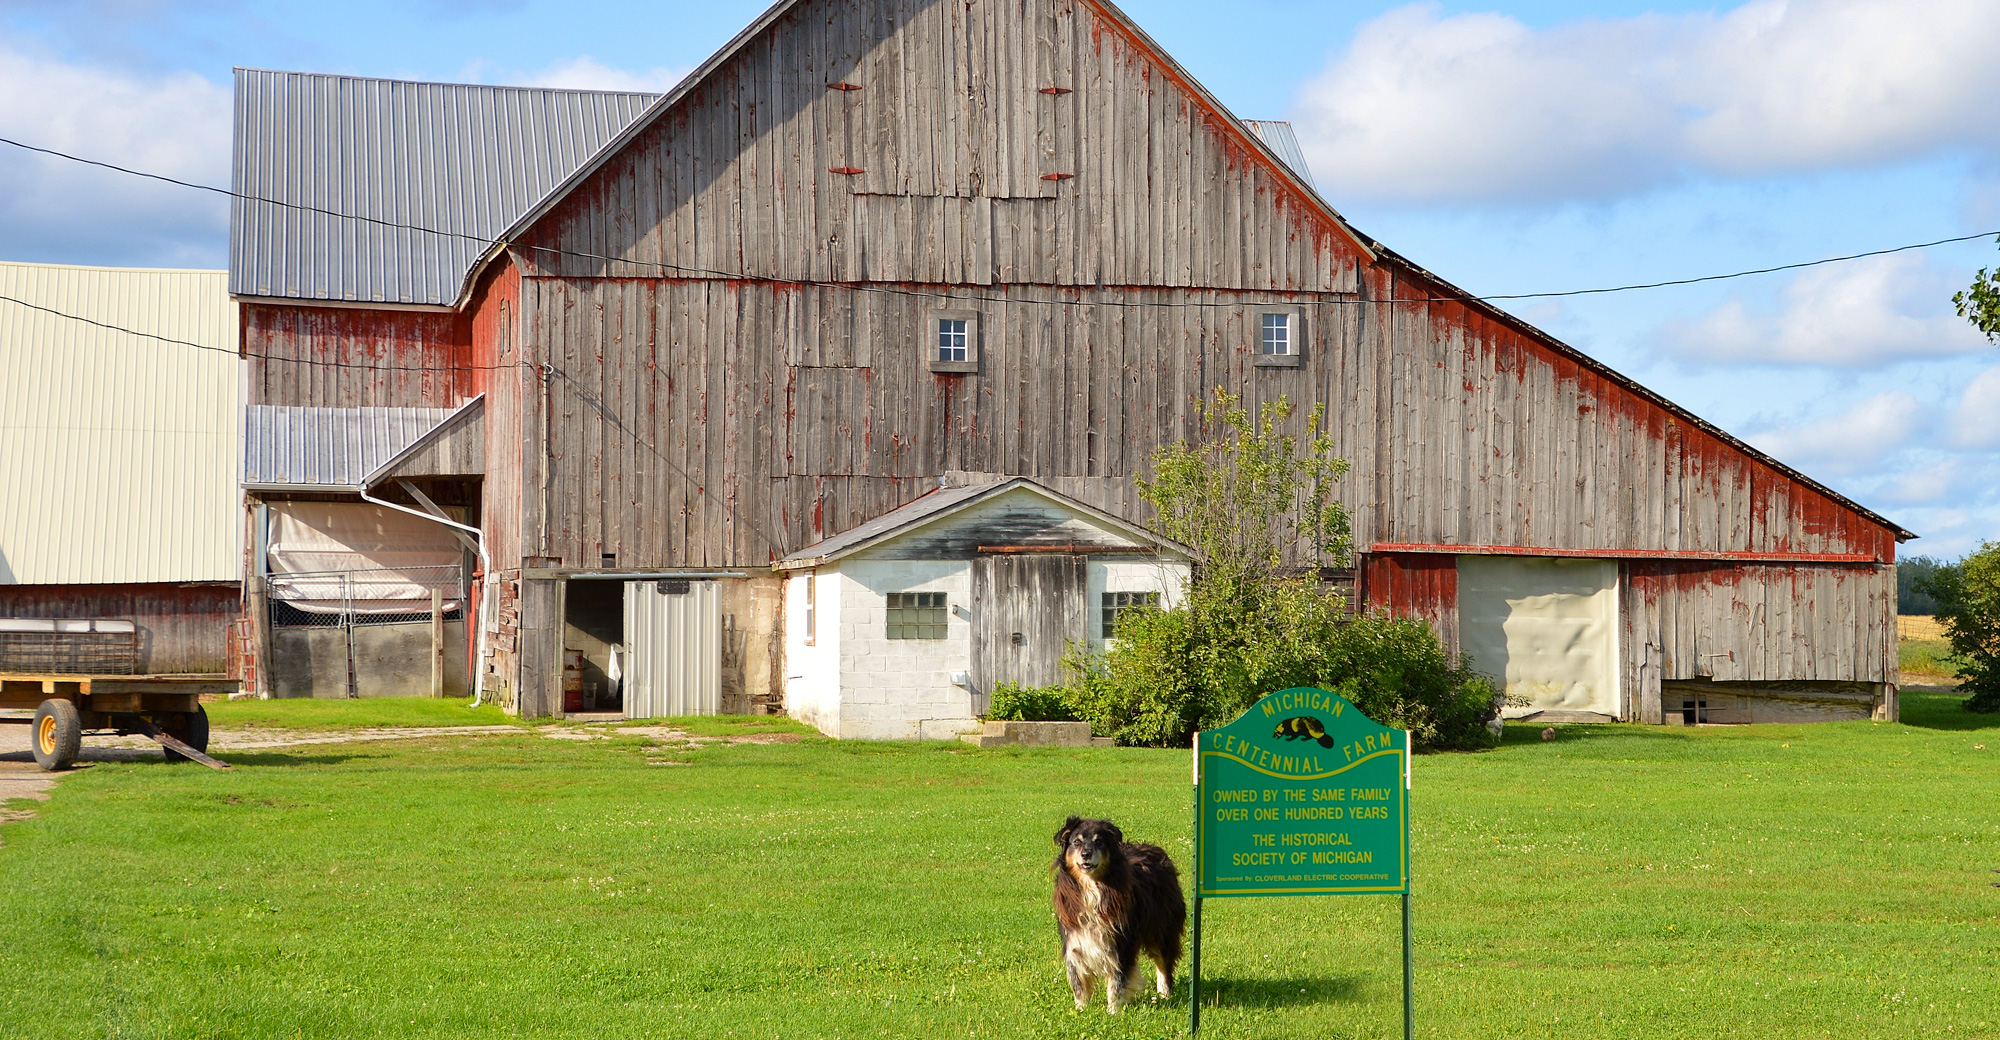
[0,262,238,584]
[623,579,721,718]
[231,69,658,307]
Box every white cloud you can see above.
[1946,365,2000,449]
[521,56,689,95]
[1293,0,2000,204]
[0,48,229,266]
[1656,253,1987,368]
[1745,390,1928,474]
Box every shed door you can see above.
[622,580,721,718]
[1457,556,1620,718]
[971,554,1087,713]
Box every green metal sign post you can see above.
[1189,687,1412,1037]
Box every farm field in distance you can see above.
[0,695,1993,1039]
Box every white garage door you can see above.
[1457,556,1620,718]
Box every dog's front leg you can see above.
[1067,959,1094,1011]
[1105,968,1127,1014]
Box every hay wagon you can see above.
[0,619,232,770]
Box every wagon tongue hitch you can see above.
[132,717,232,771]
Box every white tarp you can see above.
[1457,556,1620,717]
[266,501,463,613]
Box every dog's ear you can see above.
[1055,815,1082,848]
[1104,821,1124,846]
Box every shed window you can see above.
[886,592,948,639]
[1101,591,1160,638]
[1259,313,1292,355]
[802,574,816,646]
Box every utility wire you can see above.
[8,133,1996,310]
[0,291,525,374]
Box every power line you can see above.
[7,133,1995,311]
[0,291,525,374]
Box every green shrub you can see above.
[1063,580,1496,752]
[982,681,1079,722]
[1063,388,1496,751]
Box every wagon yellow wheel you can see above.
[30,699,81,772]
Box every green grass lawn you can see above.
[205,695,521,731]
[1,694,1996,1038]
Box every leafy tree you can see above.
[1915,542,2000,713]
[1955,250,2000,341]
[1062,390,1496,750]
[1897,556,1955,616]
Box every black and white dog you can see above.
[1051,815,1187,1012]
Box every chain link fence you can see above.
[266,565,469,629]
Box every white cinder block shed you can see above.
[776,479,1191,740]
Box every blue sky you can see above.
[2,0,1995,556]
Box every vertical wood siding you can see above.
[0,583,239,674]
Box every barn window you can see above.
[886,591,948,639]
[939,320,968,361]
[928,311,980,373]
[1253,308,1304,367]
[1101,591,1160,638]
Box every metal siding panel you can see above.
[0,262,239,584]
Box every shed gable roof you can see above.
[776,478,1190,568]
[229,69,659,308]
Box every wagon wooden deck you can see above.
[0,672,234,770]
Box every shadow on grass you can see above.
[205,752,364,768]
[1199,974,1366,1008]
[1898,689,2000,732]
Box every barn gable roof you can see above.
[229,69,659,309]
[492,0,1376,262]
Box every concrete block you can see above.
[957,720,1098,747]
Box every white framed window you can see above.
[927,311,980,373]
[1101,591,1161,639]
[802,573,816,646]
[886,591,949,639]
[1253,308,1305,367]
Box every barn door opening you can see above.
[622,579,721,718]
[970,554,1087,715]
[1457,556,1620,719]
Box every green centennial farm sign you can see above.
[1189,687,1413,1037]
[1197,686,1409,896]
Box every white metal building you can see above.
[0,262,240,675]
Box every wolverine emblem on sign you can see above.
[1272,715,1336,748]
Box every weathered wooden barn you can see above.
[0,262,241,679]
[231,0,1912,728]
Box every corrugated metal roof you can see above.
[776,478,1190,568]
[241,404,462,489]
[230,69,659,308]
[1244,121,1312,184]
[0,261,239,584]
